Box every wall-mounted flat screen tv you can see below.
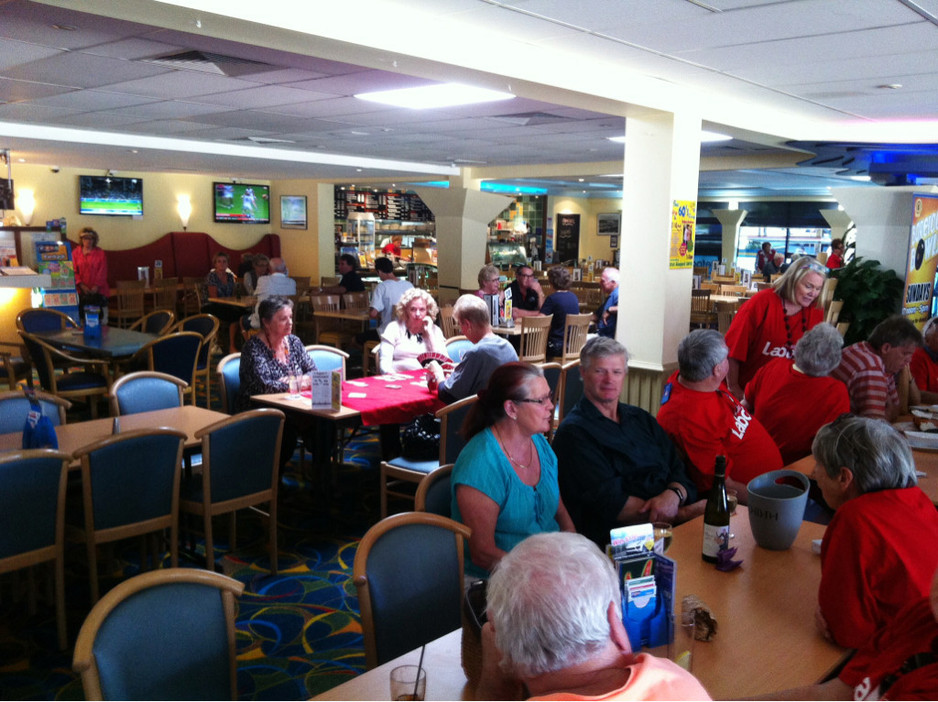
[79,175,144,216]
[213,182,270,224]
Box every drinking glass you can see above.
[287,371,300,399]
[390,665,426,701]
[653,521,673,553]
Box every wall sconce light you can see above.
[177,195,192,231]
[18,189,35,226]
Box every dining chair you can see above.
[153,277,179,313]
[444,335,473,364]
[308,294,348,347]
[170,314,220,408]
[554,312,591,361]
[719,284,748,296]
[16,308,81,375]
[379,394,477,518]
[342,291,370,311]
[72,428,187,603]
[362,339,380,376]
[179,409,284,574]
[18,331,111,418]
[715,300,739,335]
[72,568,244,700]
[128,309,175,336]
[438,305,457,338]
[0,340,32,390]
[690,289,716,330]
[0,449,71,649]
[110,280,146,329]
[109,371,186,416]
[519,314,552,363]
[539,361,562,441]
[353,511,470,669]
[0,389,70,433]
[414,463,454,517]
[305,344,349,381]
[215,353,241,414]
[825,298,844,324]
[127,331,203,405]
[181,277,203,317]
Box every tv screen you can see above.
[79,175,143,216]
[213,182,270,224]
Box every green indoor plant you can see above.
[831,257,904,345]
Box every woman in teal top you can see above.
[452,362,575,578]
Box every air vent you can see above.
[488,112,572,126]
[140,50,274,77]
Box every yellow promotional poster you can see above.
[904,194,938,330]
[670,200,696,269]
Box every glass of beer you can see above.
[390,665,426,701]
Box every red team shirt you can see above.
[744,358,850,464]
[657,371,783,492]
[830,341,897,420]
[910,346,938,394]
[724,289,823,390]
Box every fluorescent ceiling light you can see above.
[607,130,732,144]
[355,83,514,109]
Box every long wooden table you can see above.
[316,509,846,701]
[0,405,229,466]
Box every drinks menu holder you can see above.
[310,370,341,410]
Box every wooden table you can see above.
[316,510,846,701]
[0,405,228,466]
[32,326,156,359]
[207,296,256,310]
[312,308,371,343]
[491,323,522,337]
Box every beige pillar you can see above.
[619,110,701,410]
[831,185,938,274]
[414,182,511,299]
[315,183,336,283]
[714,209,747,266]
[819,209,853,243]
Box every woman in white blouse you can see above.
[378,288,448,373]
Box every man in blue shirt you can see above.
[594,267,619,338]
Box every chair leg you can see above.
[203,512,215,571]
[55,554,66,650]
[380,464,388,519]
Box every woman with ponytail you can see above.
[451,362,575,578]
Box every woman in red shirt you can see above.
[826,238,846,270]
[72,227,109,322]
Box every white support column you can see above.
[831,185,938,274]
[714,209,747,266]
[819,209,853,243]
[619,110,702,375]
[414,183,511,298]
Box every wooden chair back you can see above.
[342,291,370,311]
[112,280,146,328]
[715,300,739,335]
[558,313,591,361]
[153,277,178,312]
[825,299,844,324]
[439,305,457,338]
[519,314,552,363]
[719,284,748,296]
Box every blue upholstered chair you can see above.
[128,309,175,336]
[443,335,473,364]
[215,353,241,414]
[18,331,111,418]
[72,568,244,700]
[170,314,220,408]
[72,429,187,603]
[414,463,454,518]
[559,359,583,426]
[179,409,284,574]
[0,449,71,649]
[109,371,186,416]
[379,394,477,518]
[353,512,470,669]
[0,390,70,433]
[128,331,202,405]
[16,308,79,333]
[304,344,348,380]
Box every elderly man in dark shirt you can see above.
[552,337,696,547]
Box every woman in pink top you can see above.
[72,227,109,321]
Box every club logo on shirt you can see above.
[761,341,794,359]
[731,405,752,440]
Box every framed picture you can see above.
[280,195,307,230]
[597,212,620,236]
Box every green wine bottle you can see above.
[702,456,730,563]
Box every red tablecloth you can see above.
[339,369,445,426]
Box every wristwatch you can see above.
[667,485,685,506]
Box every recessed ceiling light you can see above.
[350,131,369,136]
[849,175,872,181]
[355,83,514,109]
[578,178,585,182]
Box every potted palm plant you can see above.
[831,257,905,345]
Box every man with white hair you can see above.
[657,329,782,503]
[245,256,295,330]
[593,267,620,338]
[478,532,710,700]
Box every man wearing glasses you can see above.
[508,265,544,319]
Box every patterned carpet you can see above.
[0,357,386,701]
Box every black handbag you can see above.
[400,412,440,460]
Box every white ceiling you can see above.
[1,0,937,198]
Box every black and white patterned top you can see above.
[236,334,316,412]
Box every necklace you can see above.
[779,294,808,355]
[495,426,533,470]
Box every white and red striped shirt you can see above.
[830,341,896,420]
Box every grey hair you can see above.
[487,532,620,678]
[394,287,439,322]
[812,415,917,494]
[452,294,490,328]
[580,336,627,371]
[547,266,571,290]
[258,295,294,325]
[868,315,923,350]
[794,323,843,376]
[601,267,620,283]
[772,256,828,305]
[677,329,728,382]
[478,264,499,288]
